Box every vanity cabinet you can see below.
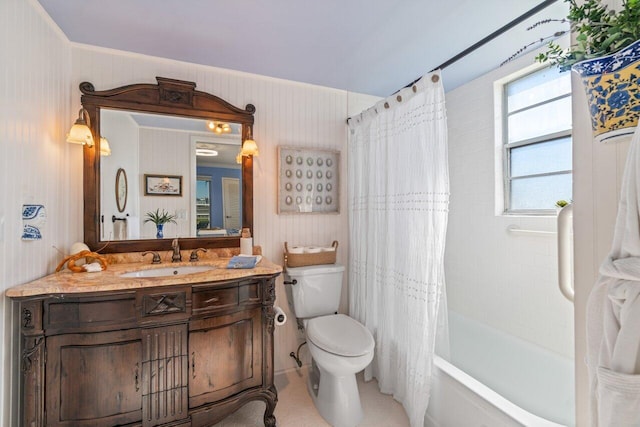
[16,274,278,427]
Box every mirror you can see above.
[80,77,255,253]
[115,168,127,213]
[101,109,242,240]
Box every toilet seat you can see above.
[307,314,374,357]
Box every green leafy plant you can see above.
[144,208,177,226]
[555,199,570,208]
[505,0,640,69]
[540,0,640,69]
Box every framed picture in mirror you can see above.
[144,174,182,196]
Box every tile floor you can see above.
[213,367,410,426]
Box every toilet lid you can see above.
[307,314,374,357]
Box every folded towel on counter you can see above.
[227,255,262,269]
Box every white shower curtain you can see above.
[347,71,449,427]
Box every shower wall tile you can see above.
[445,52,574,360]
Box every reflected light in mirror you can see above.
[208,121,232,134]
[100,137,111,156]
[196,148,218,156]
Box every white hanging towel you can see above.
[587,125,640,426]
[126,216,140,239]
[113,218,127,240]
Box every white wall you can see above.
[100,109,140,240]
[138,128,192,238]
[445,50,574,360]
[71,45,379,374]
[0,1,79,426]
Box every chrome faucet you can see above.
[171,239,182,262]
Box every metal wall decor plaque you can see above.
[277,146,339,214]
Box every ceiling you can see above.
[38,0,569,96]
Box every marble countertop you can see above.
[6,251,282,298]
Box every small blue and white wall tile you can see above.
[22,204,46,240]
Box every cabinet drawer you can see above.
[137,287,190,319]
[193,287,238,313]
[239,280,261,304]
[45,294,136,332]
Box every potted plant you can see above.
[555,199,571,214]
[144,208,176,239]
[535,0,640,143]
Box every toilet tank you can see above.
[286,264,345,318]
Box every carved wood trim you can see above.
[22,307,33,329]
[20,300,43,333]
[21,335,45,427]
[142,292,187,316]
[21,336,43,373]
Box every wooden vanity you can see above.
[7,255,281,427]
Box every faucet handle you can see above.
[190,248,207,262]
[142,251,161,264]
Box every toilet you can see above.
[285,264,375,427]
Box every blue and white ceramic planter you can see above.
[572,38,640,143]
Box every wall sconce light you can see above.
[100,137,111,156]
[240,125,259,157]
[66,108,94,147]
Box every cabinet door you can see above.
[46,329,142,426]
[189,307,262,408]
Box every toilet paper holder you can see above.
[274,306,287,327]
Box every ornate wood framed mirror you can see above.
[80,77,255,253]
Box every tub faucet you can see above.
[171,239,182,262]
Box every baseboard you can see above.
[275,363,310,377]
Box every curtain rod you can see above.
[397,0,559,93]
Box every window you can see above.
[502,67,572,213]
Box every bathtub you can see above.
[425,312,574,427]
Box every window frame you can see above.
[501,68,572,215]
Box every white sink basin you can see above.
[120,265,216,278]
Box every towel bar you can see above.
[506,225,556,236]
